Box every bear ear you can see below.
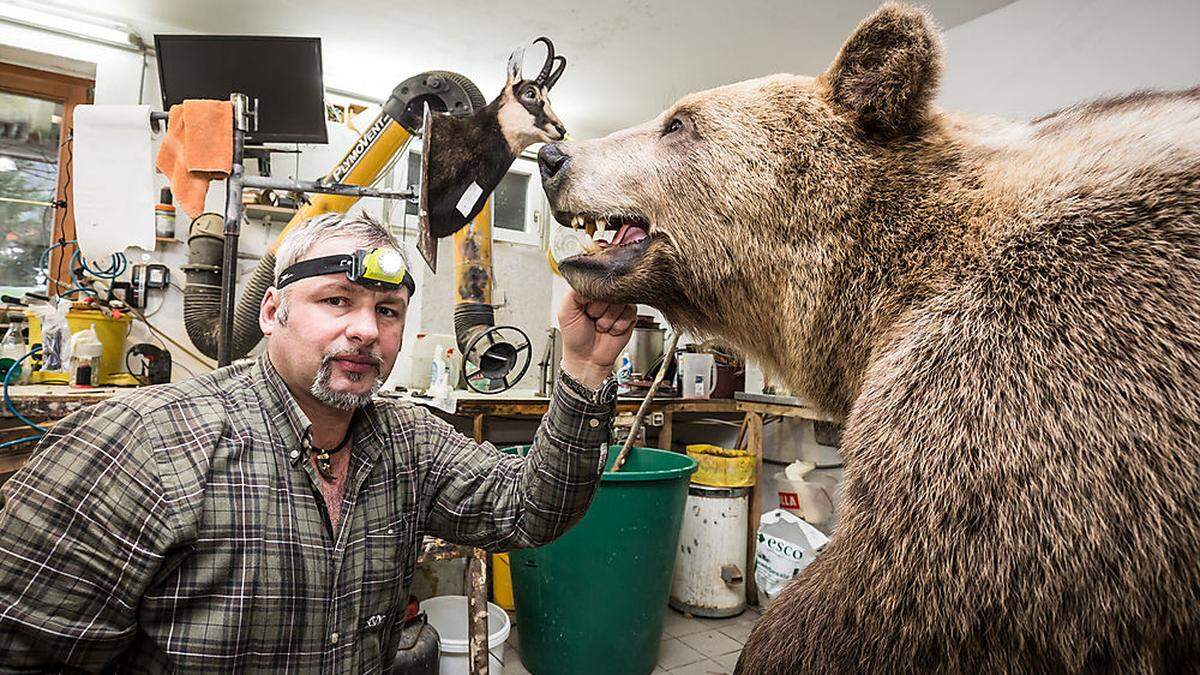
[823,3,942,137]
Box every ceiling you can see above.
[43,0,1013,138]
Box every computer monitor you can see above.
[154,35,328,145]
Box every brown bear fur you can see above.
[539,3,1200,672]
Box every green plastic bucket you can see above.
[506,445,697,675]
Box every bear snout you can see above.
[538,143,571,193]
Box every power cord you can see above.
[5,346,47,434]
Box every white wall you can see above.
[939,0,1200,120]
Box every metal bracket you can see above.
[720,564,744,584]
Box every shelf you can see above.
[243,203,298,222]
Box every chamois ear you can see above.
[506,47,524,87]
[823,3,942,137]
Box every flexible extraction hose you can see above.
[454,200,495,353]
[452,199,532,393]
[181,213,220,358]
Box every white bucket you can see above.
[422,595,510,675]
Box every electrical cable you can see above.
[38,238,75,292]
[124,347,144,382]
[128,307,216,371]
[140,289,168,318]
[71,250,127,280]
[5,347,47,433]
[78,278,210,375]
[59,287,98,298]
[0,435,42,450]
[52,135,74,290]
[0,419,57,434]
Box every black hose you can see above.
[453,302,494,354]
[230,255,275,357]
[181,216,223,359]
[182,215,275,361]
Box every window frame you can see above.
[0,61,93,296]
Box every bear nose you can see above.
[538,143,570,182]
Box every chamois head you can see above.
[498,36,567,151]
[418,36,571,242]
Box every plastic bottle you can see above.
[155,187,176,239]
[429,346,446,392]
[616,352,633,394]
[429,347,453,401]
[68,324,104,388]
[0,323,25,384]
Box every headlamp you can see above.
[276,248,416,296]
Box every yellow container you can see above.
[492,552,515,610]
[26,308,133,385]
[685,444,756,488]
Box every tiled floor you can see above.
[501,605,759,674]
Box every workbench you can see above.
[0,384,841,670]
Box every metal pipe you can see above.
[241,175,415,201]
[218,92,249,367]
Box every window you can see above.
[400,140,546,246]
[0,63,92,295]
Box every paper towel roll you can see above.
[71,105,156,261]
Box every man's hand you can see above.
[558,288,637,389]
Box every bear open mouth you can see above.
[552,211,652,253]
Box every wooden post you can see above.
[467,414,490,674]
[744,411,765,605]
[473,414,487,446]
[467,547,490,674]
[659,411,673,452]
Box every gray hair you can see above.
[273,212,403,324]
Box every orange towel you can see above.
[154,99,233,219]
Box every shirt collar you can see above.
[257,352,387,465]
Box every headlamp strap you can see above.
[276,254,353,290]
[275,251,416,296]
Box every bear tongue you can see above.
[614,222,648,246]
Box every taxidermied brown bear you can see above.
[538,3,1200,672]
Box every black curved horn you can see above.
[544,55,567,90]
[533,36,556,85]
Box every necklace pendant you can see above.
[316,451,334,479]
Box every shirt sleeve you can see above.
[417,373,615,551]
[0,401,176,671]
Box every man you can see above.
[0,212,636,671]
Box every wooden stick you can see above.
[734,414,749,452]
[613,332,680,472]
[466,547,489,675]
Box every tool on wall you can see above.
[130,263,170,309]
[126,343,172,385]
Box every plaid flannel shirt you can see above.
[0,353,613,673]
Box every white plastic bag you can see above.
[775,462,839,527]
[754,508,830,607]
[32,299,71,374]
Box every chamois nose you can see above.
[538,143,570,182]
